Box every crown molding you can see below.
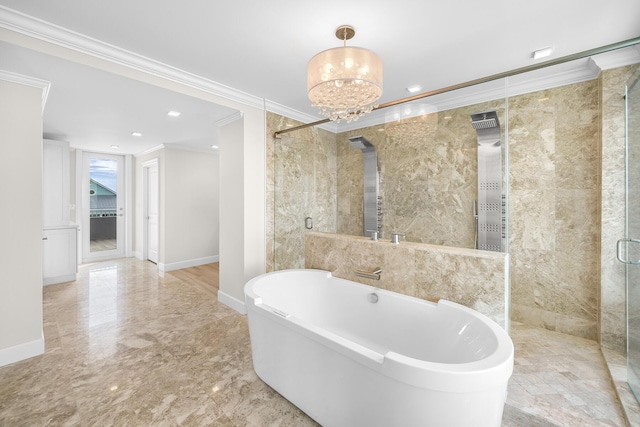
[135,144,165,158]
[591,45,640,70]
[162,142,219,155]
[2,6,638,136]
[337,49,640,133]
[0,6,264,110]
[0,69,50,111]
[214,111,244,128]
[264,99,338,133]
[505,57,602,98]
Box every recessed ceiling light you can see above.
[532,47,553,60]
[211,145,219,149]
[110,145,119,149]
[167,110,181,117]
[131,132,142,137]
[406,84,422,93]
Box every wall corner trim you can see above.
[218,290,246,315]
[0,69,51,111]
[0,332,45,368]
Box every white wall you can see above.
[219,118,245,309]
[134,147,220,271]
[163,147,219,268]
[218,109,266,312]
[0,78,45,366]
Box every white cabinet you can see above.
[42,139,77,285]
[43,226,77,285]
[43,139,70,226]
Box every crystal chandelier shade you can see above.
[307,27,383,123]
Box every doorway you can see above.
[82,152,125,262]
[142,159,159,264]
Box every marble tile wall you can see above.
[305,232,509,327]
[600,65,640,354]
[335,102,506,248]
[508,81,601,341]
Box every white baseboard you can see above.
[159,255,219,272]
[0,333,45,367]
[43,273,76,286]
[218,290,246,315]
[133,251,143,260]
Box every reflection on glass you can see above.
[89,158,118,252]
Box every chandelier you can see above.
[307,25,383,123]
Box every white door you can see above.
[82,152,125,262]
[145,160,159,263]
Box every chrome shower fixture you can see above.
[471,111,500,131]
[471,110,503,252]
[349,136,381,239]
[348,135,375,151]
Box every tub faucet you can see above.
[355,268,382,280]
[390,233,405,244]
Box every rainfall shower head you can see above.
[470,111,500,130]
[349,136,375,151]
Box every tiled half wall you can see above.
[305,232,509,329]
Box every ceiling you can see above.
[0,0,639,154]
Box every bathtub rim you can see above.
[245,268,514,392]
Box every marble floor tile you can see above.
[0,259,631,426]
[602,348,640,426]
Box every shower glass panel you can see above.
[626,70,640,402]
[273,133,315,270]
[270,81,510,272]
[273,129,338,271]
[333,89,509,250]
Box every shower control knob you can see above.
[390,233,405,244]
[366,230,379,241]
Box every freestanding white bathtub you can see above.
[244,269,514,427]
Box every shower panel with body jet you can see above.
[471,111,504,252]
[349,136,382,239]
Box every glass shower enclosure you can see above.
[622,69,640,401]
